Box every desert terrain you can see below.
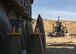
[33,19,76,34]
[46,36,76,54]
[33,19,76,54]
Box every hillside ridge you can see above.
[33,19,76,34]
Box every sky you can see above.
[32,0,76,21]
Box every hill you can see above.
[33,19,76,35]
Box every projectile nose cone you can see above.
[38,14,41,18]
[37,14,43,23]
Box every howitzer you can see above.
[47,16,68,37]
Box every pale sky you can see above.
[32,0,76,21]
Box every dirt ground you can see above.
[46,36,76,54]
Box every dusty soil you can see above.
[46,36,76,54]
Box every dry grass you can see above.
[33,19,76,34]
[44,20,76,34]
